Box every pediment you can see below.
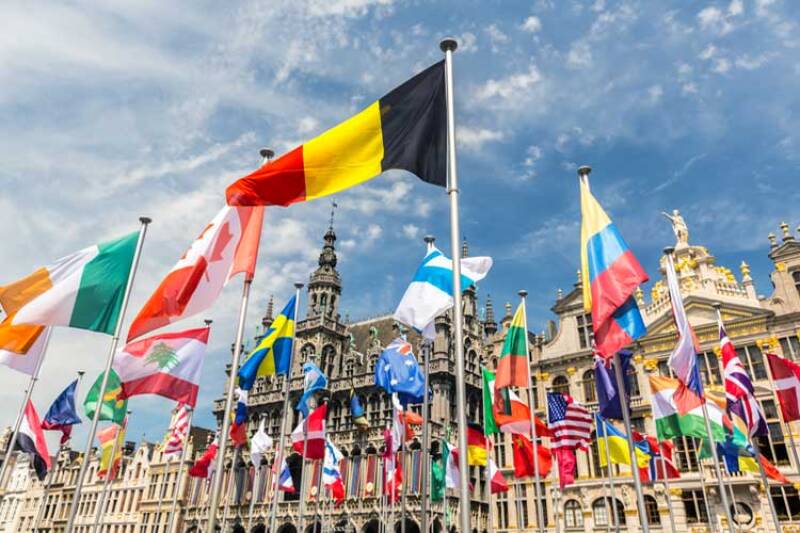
[551,286,584,314]
[644,296,772,337]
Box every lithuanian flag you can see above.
[226,61,447,207]
[495,303,529,390]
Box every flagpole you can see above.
[400,408,408,533]
[761,342,800,477]
[298,418,310,533]
[694,439,716,533]
[517,290,545,533]
[750,442,782,532]
[222,447,242,530]
[267,282,303,533]
[657,447,678,533]
[92,412,128,533]
[420,320,433,533]
[543,387,559,533]
[246,418,262,532]
[0,327,52,494]
[599,418,620,533]
[480,371,494,533]
[439,36,471,533]
[153,450,170,531]
[167,406,194,533]
[65,216,150,533]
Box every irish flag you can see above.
[7,233,139,335]
[649,375,746,446]
[114,327,210,407]
[495,303,529,389]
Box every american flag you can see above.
[547,392,592,451]
[719,323,767,437]
[163,403,190,457]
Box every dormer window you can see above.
[576,313,594,350]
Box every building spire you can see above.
[261,295,274,329]
[462,237,469,258]
[484,294,497,336]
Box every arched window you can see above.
[320,345,336,378]
[581,370,596,403]
[564,500,583,529]
[552,375,570,397]
[592,498,625,527]
[644,495,660,525]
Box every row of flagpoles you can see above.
[1,35,800,533]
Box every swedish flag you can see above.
[238,295,296,390]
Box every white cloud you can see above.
[456,32,478,53]
[566,41,592,68]
[697,1,742,35]
[298,116,320,134]
[306,0,394,17]
[648,84,664,103]
[475,66,542,101]
[521,16,542,33]
[735,54,769,70]
[524,145,543,167]
[457,126,505,150]
[712,57,731,73]
[485,24,509,50]
[402,224,420,240]
[728,0,744,16]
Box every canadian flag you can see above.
[767,353,800,422]
[127,205,264,341]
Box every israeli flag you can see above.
[296,362,328,417]
[394,243,492,339]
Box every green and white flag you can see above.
[10,232,139,335]
[431,438,448,502]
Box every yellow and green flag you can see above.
[495,303,529,389]
[98,417,127,480]
[84,369,128,425]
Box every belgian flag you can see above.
[226,61,447,207]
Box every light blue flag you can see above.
[296,362,328,417]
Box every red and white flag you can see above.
[163,404,190,457]
[487,457,509,494]
[115,327,210,407]
[189,439,218,479]
[127,206,264,341]
[767,353,800,421]
[291,403,326,459]
[18,401,51,481]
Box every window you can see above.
[682,489,708,523]
[697,351,722,386]
[552,376,570,397]
[793,270,800,297]
[588,431,602,479]
[592,498,625,527]
[757,399,790,465]
[515,484,528,528]
[674,437,699,472]
[564,500,583,529]
[771,485,800,521]
[627,365,640,397]
[738,344,767,380]
[496,488,510,529]
[644,495,661,525]
[531,376,540,409]
[780,335,800,361]
[581,370,596,403]
[576,314,593,350]
[657,360,671,378]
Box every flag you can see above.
[547,392,592,451]
[444,442,463,489]
[594,351,632,420]
[375,338,426,405]
[8,232,139,335]
[511,433,552,478]
[496,303,529,389]
[230,388,248,447]
[323,439,346,505]
[595,414,650,468]
[712,438,791,484]
[276,456,295,492]
[42,379,82,445]
[759,454,792,484]
[114,327,210,407]
[84,369,128,425]
[127,205,264,341]
[664,252,704,413]
[656,440,680,480]
[579,174,647,358]
[403,409,423,441]
[553,448,577,489]
[163,404,190,457]
[189,439,218,479]
[238,295,296,388]
[466,423,487,466]
[632,431,660,483]
[0,325,47,376]
[0,277,47,355]
[291,403,326,459]
[250,418,273,467]
[394,243,492,339]
[383,425,402,503]
[766,353,800,422]
[431,441,446,502]
[487,457,509,494]
[350,387,368,431]
[226,61,447,207]
[296,362,327,418]
[17,400,51,481]
[719,322,767,437]
[98,418,127,480]
[481,368,545,435]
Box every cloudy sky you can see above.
[2,0,799,448]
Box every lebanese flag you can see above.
[488,458,509,494]
[17,401,51,481]
[767,353,800,422]
[114,327,209,407]
[127,205,264,341]
[291,403,326,459]
[189,439,218,479]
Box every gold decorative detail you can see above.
[633,354,644,364]
[712,346,722,359]
[781,221,791,239]
[644,359,659,372]
[759,336,780,352]
[755,516,763,526]
[635,286,644,305]
[566,367,577,377]
[538,372,550,381]
[777,261,787,272]
[793,482,800,492]
[669,487,683,496]
[740,261,751,279]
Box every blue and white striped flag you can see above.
[296,362,328,417]
[394,243,492,339]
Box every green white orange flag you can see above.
[496,303,529,389]
[5,232,139,335]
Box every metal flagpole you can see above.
[0,327,53,494]
[611,351,650,533]
[400,407,407,533]
[65,216,150,533]
[518,290,545,533]
[694,440,716,533]
[600,418,620,533]
[657,447,678,533]
[267,282,303,533]
[481,374,494,533]
[515,479,523,533]
[167,406,194,533]
[246,418,262,533]
[761,342,800,477]
[439,36,471,533]
[221,447,241,530]
[92,413,128,533]
[298,418,311,533]
[420,323,433,533]
[315,455,324,531]
[750,444,782,532]
[543,382,559,533]
[153,453,170,531]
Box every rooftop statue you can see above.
[661,209,689,247]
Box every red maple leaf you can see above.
[210,222,233,262]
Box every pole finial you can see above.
[423,235,435,244]
[440,38,458,52]
[294,282,304,289]
[577,166,591,178]
[259,148,275,161]
[328,199,338,230]
[139,216,152,225]
[712,302,722,310]
[518,289,528,298]
[204,319,213,326]
[663,246,675,256]
[77,370,85,377]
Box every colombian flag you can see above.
[579,173,648,358]
[227,62,447,207]
[238,295,296,389]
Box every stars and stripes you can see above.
[547,392,592,451]
[719,322,767,438]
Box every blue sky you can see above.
[2,0,800,447]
